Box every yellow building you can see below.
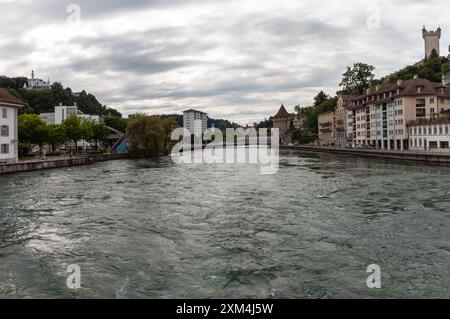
[318,110,335,146]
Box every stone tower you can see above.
[422,26,441,58]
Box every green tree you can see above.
[103,115,127,133]
[62,115,84,152]
[18,114,49,150]
[340,63,376,95]
[80,119,94,145]
[313,91,330,107]
[161,117,178,153]
[92,121,110,151]
[47,124,67,152]
[126,114,165,157]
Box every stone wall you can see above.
[0,153,129,175]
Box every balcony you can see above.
[320,121,332,127]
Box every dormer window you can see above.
[417,86,424,93]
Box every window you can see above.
[430,108,435,114]
[446,126,449,135]
[434,126,437,135]
[1,109,6,119]
[439,126,443,135]
[0,144,9,154]
[0,125,8,137]
[430,98,435,104]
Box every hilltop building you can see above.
[40,104,100,125]
[271,105,306,145]
[422,26,441,58]
[0,88,25,163]
[183,109,208,136]
[23,70,51,90]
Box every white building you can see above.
[40,104,100,125]
[408,116,450,151]
[0,89,24,163]
[23,70,51,90]
[183,109,208,136]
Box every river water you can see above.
[1,150,450,298]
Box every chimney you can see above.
[59,102,62,106]
[397,79,402,86]
[413,74,419,80]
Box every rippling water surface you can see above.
[1,150,450,298]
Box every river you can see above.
[1,150,450,298]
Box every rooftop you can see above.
[273,105,289,118]
[0,88,25,107]
[183,109,208,115]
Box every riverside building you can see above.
[347,76,450,150]
[0,88,25,163]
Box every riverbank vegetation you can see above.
[18,114,110,157]
[126,114,178,157]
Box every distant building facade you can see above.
[0,89,24,163]
[334,95,355,147]
[347,76,450,150]
[407,114,450,151]
[271,105,306,145]
[318,110,334,146]
[23,70,51,90]
[183,109,208,136]
[40,104,100,125]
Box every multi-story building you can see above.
[334,95,354,147]
[407,114,450,151]
[183,109,208,136]
[0,88,25,163]
[40,104,100,125]
[271,105,307,145]
[318,110,334,146]
[347,76,450,150]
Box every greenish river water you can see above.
[1,150,450,298]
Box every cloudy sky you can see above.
[1,0,449,124]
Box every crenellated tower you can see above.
[422,26,441,58]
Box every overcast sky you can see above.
[1,0,449,124]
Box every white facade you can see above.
[40,105,100,125]
[23,70,51,90]
[409,122,450,151]
[0,104,20,163]
[183,109,208,136]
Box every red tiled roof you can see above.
[273,104,289,118]
[0,88,25,107]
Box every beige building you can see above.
[271,104,306,145]
[334,95,355,147]
[347,76,450,150]
[318,110,334,146]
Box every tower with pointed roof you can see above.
[271,104,306,145]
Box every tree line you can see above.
[18,114,111,157]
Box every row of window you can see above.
[2,109,7,119]
[410,125,449,136]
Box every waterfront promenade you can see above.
[282,145,450,164]
[0,153,128,175]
